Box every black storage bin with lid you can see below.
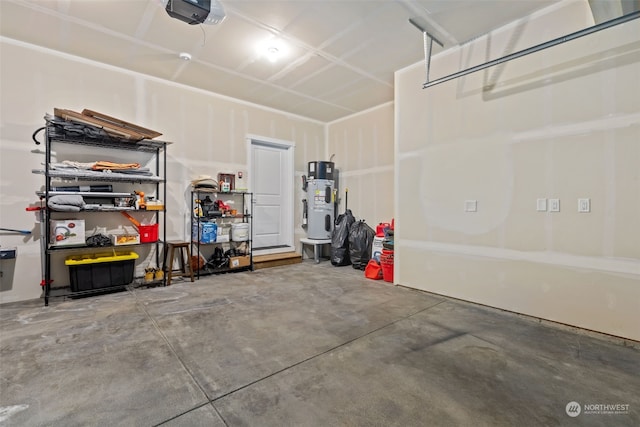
[65,252,138,292]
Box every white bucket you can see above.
[231,223,250,241]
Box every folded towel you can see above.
[48,194,86,212]
[93,161,141,170]
[60,160,96,169]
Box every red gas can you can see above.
[376,222,391,237]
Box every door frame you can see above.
[247,134,295,255]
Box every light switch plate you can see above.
[549,198,560,212]
[536,198,547,212]
[464,200,477,212]
[578,198,590,213]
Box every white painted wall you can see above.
[327,103,395,226]
[395,1,640,340]
[0,39,324,303]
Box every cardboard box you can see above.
[229,255,250,269]
[216,224,230,243]
[110,233,140,246]
[51,220,86,247]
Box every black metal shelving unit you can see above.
[190,189,253,277]
[35,116,170,305]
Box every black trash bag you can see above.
[331,209,355,266]
[348,220,375,270]
[85,234,112,247]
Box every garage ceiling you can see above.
[0,0,562,122]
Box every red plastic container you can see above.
[138,224,158,243]
[380,249,394,283]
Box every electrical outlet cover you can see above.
[578,198,590,213]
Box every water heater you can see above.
[303,161,335,239]
[307,161,335,180]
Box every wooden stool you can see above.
[163,241,194,285]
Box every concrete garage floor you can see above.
[0,262,638,426]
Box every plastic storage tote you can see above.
[65,251,139,292]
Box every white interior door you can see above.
[250,137,294,254]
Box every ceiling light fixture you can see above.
[266,46,280,62]
[161,0,226,25]
[257,39,287,63]
[179,52,192,61]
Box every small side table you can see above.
[300,238,331,263]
